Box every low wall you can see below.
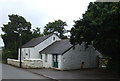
[22,59,43,68]
[7,58,43,68]
[7,58,22,67]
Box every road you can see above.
[0,63,2,80]
[1,63,119,81]
[28,68,120,79]
[2,64,50,79]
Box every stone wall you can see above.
[7,58,22,67]
[22,59,43,68]
[7,58,43,68]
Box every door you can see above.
[53,54,58,68]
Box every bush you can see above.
[2,49,18,63]
[107,59,120,73]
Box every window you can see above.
[53,54,58,62]
[26,53,28,55]
[40,54,42,59]
[39,52,42,59]
[53,37,55,40]
[45,54,47,62]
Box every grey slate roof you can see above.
[22,33,54,48]
[40,39,73,55]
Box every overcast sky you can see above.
[0,0,96,46]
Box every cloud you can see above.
[0,0,96,33]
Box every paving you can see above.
[27,68,120,80]
[0,63,2,81]
[2,64,49,79]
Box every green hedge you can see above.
[2,49,18,63]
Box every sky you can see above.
[0,0,97,46]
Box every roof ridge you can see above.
[62,39,69,40]
[56,39,69,42]
[34,33,54,39]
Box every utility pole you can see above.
[14,24,22,68]
[19,23,22,68]
[19,30,22,68]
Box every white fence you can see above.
[7,58,43,68]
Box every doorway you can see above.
[53,54,58,68]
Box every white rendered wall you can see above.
[60,43,101,70]
[42,54,52,68]
[57,55,62,69]
[18,48,34,60]
[32,34,60,59]
[42,54,62,69]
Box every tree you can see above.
[32,27,43,38]
[43,19,67,39]
[70,2,120,72]
[1,14,33,59]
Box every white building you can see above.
[0,36,4,55]
[19,33,102,70]
[19,33,60,60]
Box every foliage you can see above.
[2,49,17,63]
[1,14,33,59]
[32,27,43,38]
[70,2,120,72]
[43,19,68,39]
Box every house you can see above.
[19,33,101,70]
[18,33,61,60]
[0,37,4,56]
[0,47,3,56]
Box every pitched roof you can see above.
[22,33,54,48]
[40,39,73,55]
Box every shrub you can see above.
[2,49,18,63]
